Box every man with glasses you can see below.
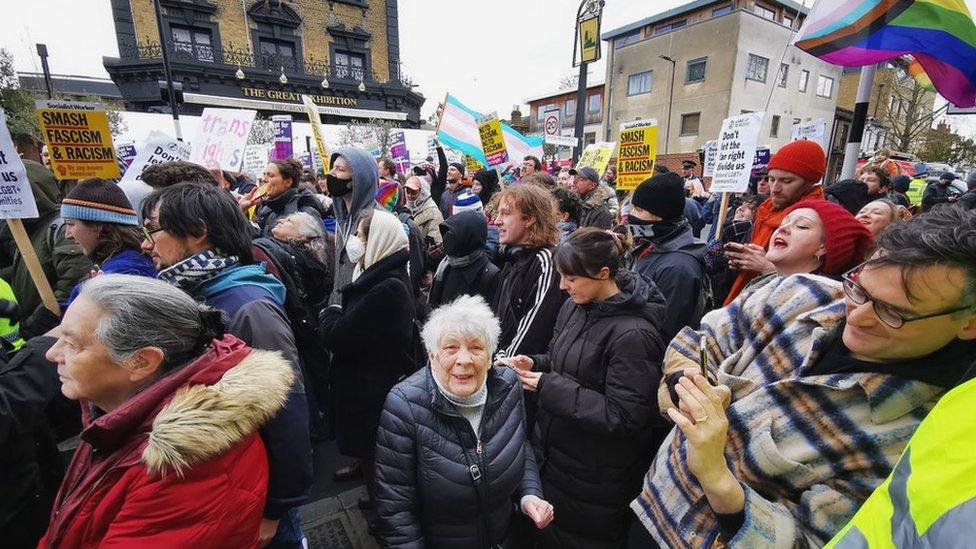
[140,183,312,549]
[635,205,976,548]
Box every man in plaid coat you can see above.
[633,206,976,548]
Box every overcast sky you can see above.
[2,0,974,135]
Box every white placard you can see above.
[242,143,272,181]
[710,112,764,193]
[703,140,719,177]
[791,118,827,151]
[189,108,257,172]
[119,130,192,185]
[0,110,38,219]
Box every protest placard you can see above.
[576,142,617,178]
[791,119,827,151]
[271,115,293,160]
[752,145,771,176]
[616,120,657,191]
[0,111,38,220]
[119,131,191,185]
[710,112,764,193]
[189,108,256,172]
[242,143,272,180]
[703,140,719,177]
[1,110,57,313]
[302,95,330,172]
[116,142,137,169]
[390,130,410,173]
[464,154,483,174]
[477,112,509,167]
[36,100,120,180]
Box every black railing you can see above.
[116,40,412,87]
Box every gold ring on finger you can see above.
[694,415,709,424]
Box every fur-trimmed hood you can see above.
[583,183,615,208]
[143,348,294,476]
[78,335,294,477]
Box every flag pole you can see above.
[840,65,877,180]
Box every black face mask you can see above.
[628,217,656,238]
[326,174,353,197]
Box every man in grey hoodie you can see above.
[328,147,381,305]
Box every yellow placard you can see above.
[36,100,119,180]
[302,95,330,173]
[579,17,601,64]
[477,112,509,167]
[465,154,483,173]
[616,120,658,191]
[575,141,616,176]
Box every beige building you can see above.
[602,0,842,160]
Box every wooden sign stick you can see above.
[713,192,731,242]
[7,218,59,314]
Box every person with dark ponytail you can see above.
[249,158,327,237]
[39,275,296,547]
[496,228,668,548]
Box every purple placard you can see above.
[751,146,771,176]
[271,115,293,160]
[390,130,410,173]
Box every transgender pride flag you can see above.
[437,94,544,167]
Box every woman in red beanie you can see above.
[726,199,874,293]
[725,140,827,304]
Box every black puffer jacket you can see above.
[529,272,667,548]
[255,187,326,237]
[319,249,415,458]
[375,365,543,548]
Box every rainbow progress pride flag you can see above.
[437,94,544,168]
[794,0,976,107]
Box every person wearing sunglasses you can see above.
[633,205,976,548]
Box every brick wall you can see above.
[129,0,391,83]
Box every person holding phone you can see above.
[724,140,827,304]
[497,228,667,548]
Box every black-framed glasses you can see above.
[841,261,973,329]
[141,225,165,245]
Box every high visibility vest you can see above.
[827,375,976,548]
[905,178,927,207]
[0,278,25,353]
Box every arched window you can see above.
[247,0,303,71]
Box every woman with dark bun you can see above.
[496,228,668,548]
[250,158,327,237]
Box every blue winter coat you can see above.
[65,249,157,306]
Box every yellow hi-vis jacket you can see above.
[827,374,976,548]
[0,278,24,353]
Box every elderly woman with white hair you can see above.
[38,274,295,547]
[374,295,554,548]
[271,211,333,265]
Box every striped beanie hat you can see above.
[61,178,139,226]
[453,190,484,215]
[376,179,400,212]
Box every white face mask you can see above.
[346,235,366,264]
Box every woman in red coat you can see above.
[38,274,295,548]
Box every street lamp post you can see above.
[659,55,676,156]
[35,44,54,99]
[153,0,183,140]
[571,0,605,165]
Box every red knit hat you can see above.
[768,140,826,184]
[787,200,874,276]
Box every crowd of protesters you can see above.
[1,133,975,549]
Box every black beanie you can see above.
[449,162,466,176]
[632,172,686,220]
